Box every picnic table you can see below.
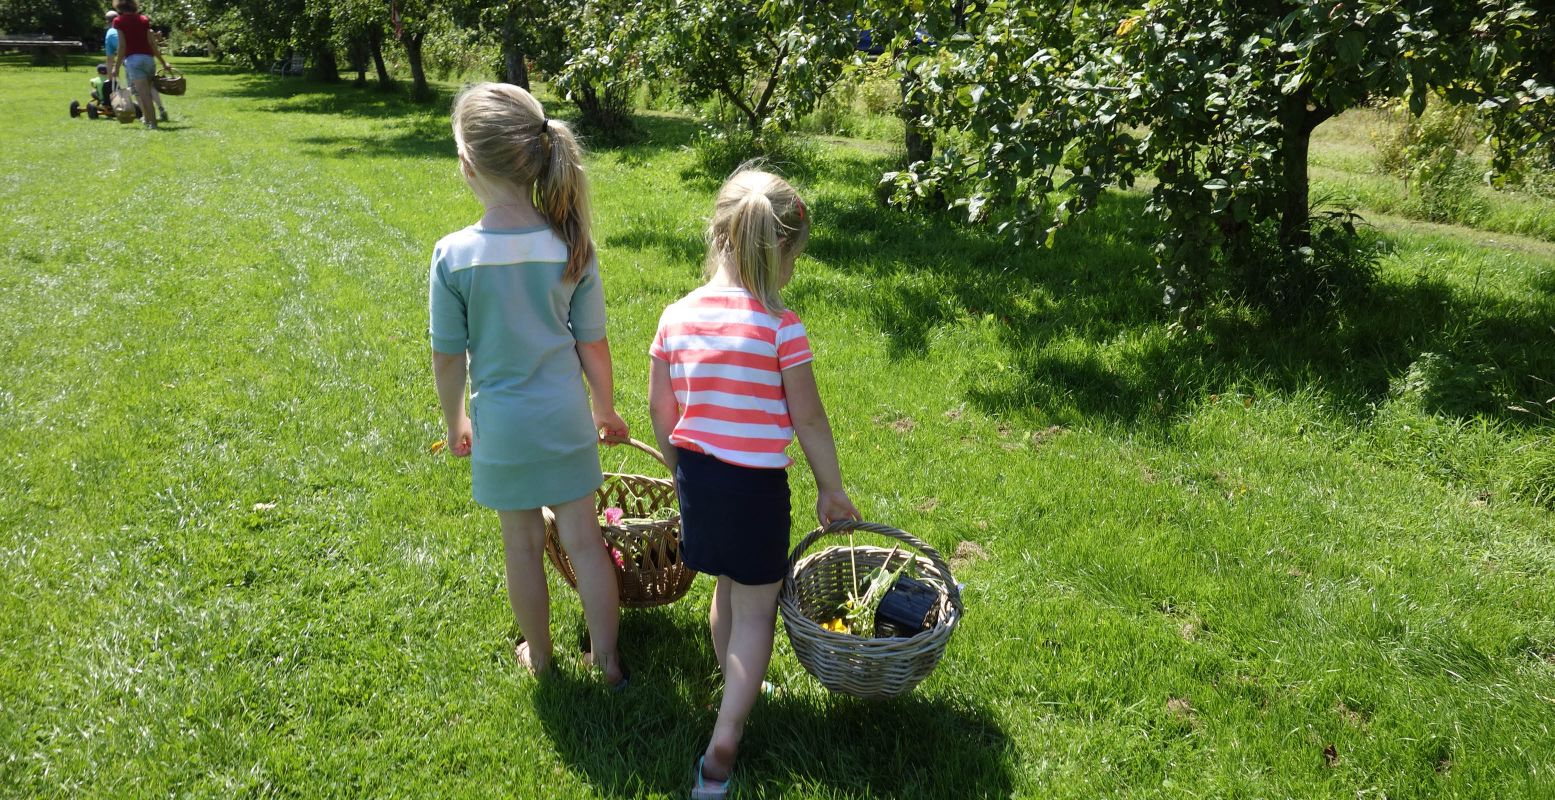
[0,35,84,69]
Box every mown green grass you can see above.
[3,56,1553,799]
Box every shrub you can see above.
[1375,99,1488,224]
[690,126,816,180]
[1392,352,1502,417]
[854,55,900,117]
[1232,207,1383,315]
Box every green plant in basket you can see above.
[831,545,916,637]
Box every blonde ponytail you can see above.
[452,82,595,283]
[535,118,595,283]
[705,168,810,315]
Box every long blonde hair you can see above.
[706,169,810,314]
[453,82,594,283]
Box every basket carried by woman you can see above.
[152,67,186,96]
[779,519,963,699]
[544,437,695,608]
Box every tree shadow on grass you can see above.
[786,152,1555,429]
[591,112,701,166]
[1532,266,1555,296]
[602,226,704,266]
[209,73,700,163]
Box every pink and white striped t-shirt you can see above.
[649,287,814,469]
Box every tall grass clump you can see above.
[690,125,817,179]
[1374,99,1488,224]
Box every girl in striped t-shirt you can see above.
[648,169,859,797]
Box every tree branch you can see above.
[754,41,790,123]
[716,76,759,130]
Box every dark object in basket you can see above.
[874,576,940,638]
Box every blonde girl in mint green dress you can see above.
[429,83,628,688]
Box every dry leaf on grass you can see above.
[252,502,276,511]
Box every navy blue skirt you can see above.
[674,446,791,586]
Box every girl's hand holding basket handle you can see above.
[593,408,629,442]
[817,490,861,526]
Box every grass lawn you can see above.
[3,56,1554,799]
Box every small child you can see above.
[90,63,113,107]
[648,168,860,797]
[429,82,628,687]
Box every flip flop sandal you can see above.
[690,755,731,799]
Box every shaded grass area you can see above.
[3,57,1553,799]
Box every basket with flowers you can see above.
[543,437,694,608]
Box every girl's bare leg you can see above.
[551,493,625,685]
[131,77,156,128]
[701,579,781,781]
[498,508,552,674]
[709,575,733,671]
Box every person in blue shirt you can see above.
[103,9,119,69]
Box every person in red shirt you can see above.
[110,0,170,129]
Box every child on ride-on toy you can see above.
[69,63,138,121]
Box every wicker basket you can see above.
[153,67,186,96]
[543,437,694,608]
[779,520,962,699]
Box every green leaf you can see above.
[1335,31,1363,66]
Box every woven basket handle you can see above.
[787,520,963,610]
[599,435,669,471]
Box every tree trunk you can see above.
[404,31,429,100]
[500,6,530,89]
[1276,93,1332,253]
[575,82,634,138]
[1266,93,1338,312]
[309,44,339,83]
[348,35,368,86]
[900,68,932,167]
[368,26,392,88]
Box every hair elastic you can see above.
[795,198,806,221]
[535,116,551,135]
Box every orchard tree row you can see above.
[9,0,1551,313]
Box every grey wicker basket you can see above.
[779,520,963,699]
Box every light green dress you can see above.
[429,224,606,510]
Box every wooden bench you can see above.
[0,35,84,69]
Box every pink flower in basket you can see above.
[602,507,624,527]
[609,546,626,569]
